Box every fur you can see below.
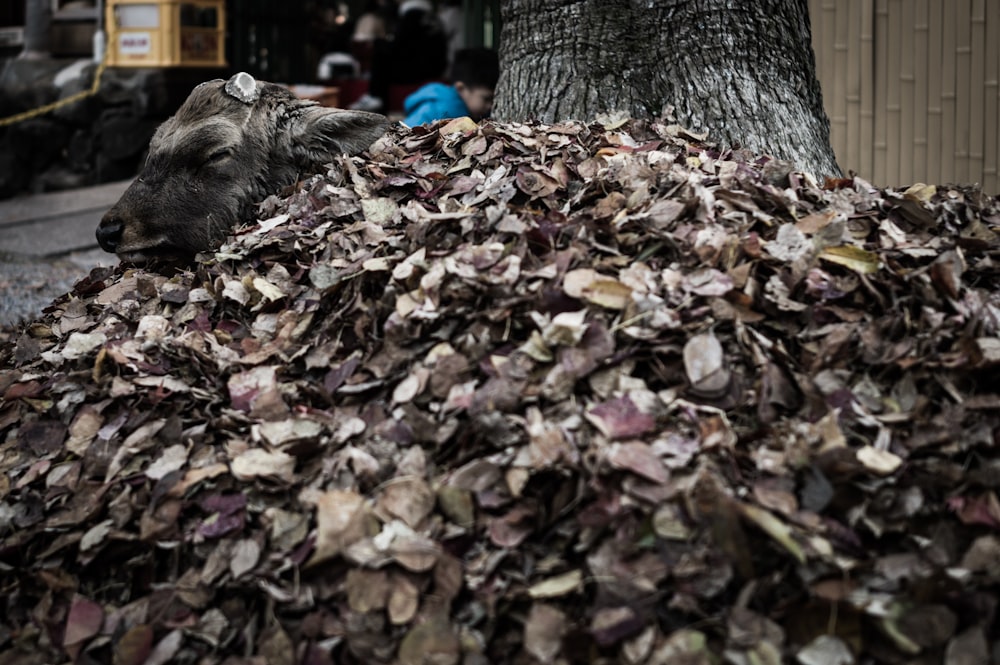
[96,74,388,264]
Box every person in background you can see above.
[308,1,352,73]
[352,0,388,43]
[386,1,447,88]
[350,0,389,76]
[351,0,447,112]
[438,0,465,68]
[403,47,499,126]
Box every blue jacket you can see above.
[403,83,469,126]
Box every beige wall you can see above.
[810,0,1000,192]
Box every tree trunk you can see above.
[494,0,841,177]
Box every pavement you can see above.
[0,180,130,328]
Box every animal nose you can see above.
[96,214,123,253]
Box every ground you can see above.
[0,248,109,327]
[0,179,126,328]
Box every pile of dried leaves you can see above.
[2,115,1000,665]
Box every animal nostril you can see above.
[96,215,124,253]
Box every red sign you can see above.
[119,32,151,56]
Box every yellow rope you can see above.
[0,53,108,127]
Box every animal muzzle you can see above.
[96,212,125,253]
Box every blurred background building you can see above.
[1,1,500,83]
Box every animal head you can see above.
[96,72,388,264]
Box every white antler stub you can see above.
[225,72,259,104]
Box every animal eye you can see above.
[203,148,232,166]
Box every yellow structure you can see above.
[105,0,226,68]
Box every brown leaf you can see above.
[488,503,536,548]
[66,406,103,456]
[590,606,643,647]
[391,541,441,573]
[398,615,460,665]
[307,489,371,567]
[585,396,657,440]
[230,538,261,579]
[63,595,104,647]
[683,332,731,395]
[524,603,568,663]
[113,625,154,665]
[230,447,296,483]
[143,630,183,665]
[17,420,67,455]
[257,623,296,665]
[387,572,421,625]
[929,248,965,299]
[378,477,436,528]
[436,485,475,528]
[606,441,669,484]
[346,568,390,613]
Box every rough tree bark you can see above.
[494,0,841,177]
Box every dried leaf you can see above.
[440,116,478,134]
[64,595,104,647]
[398,616,460,665]
[528,569,582,599]
[113,625,154,665]
[563,269,632,309]
[80,519,113,552]
[346,568,390,612]
[230,447,296,483]
[683,331,731,393]
[257,623,296,665]
[379,477,436,528]
[606,441,669,483]
[524,603,568,663]
[819,245,880,274]
[308,489,370,567]
[66,406,102,455]
[586,396,657,440]
[856,445,903,475]
[764,224,811,262]
[387,572,420,624]
[143,630,183,665]
[738,503,806,564]
[230,538,261,579]
[145,444,188,480]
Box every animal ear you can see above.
[291,106,389,163]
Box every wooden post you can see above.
[20,0,51,59]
